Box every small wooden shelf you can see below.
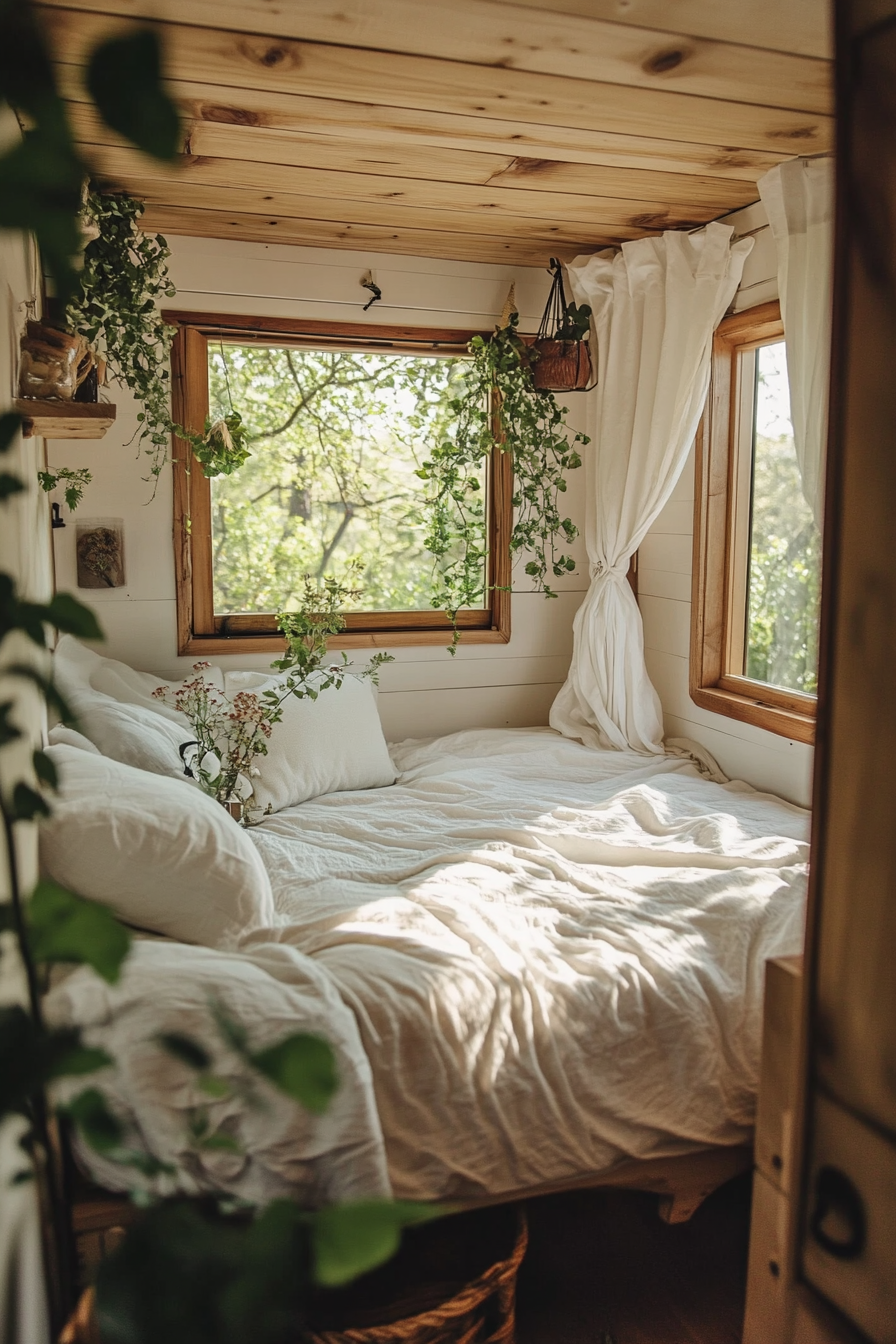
[14,399,116,440]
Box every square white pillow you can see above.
[252,675,396,814]
[53,636,197,779]
[40,745,275,948]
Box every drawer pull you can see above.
[809,1165,867,1261]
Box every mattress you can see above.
[47,728,808,1207]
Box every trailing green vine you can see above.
[418,311,587,651]
[37,465,92,511]
[64,188,177,485]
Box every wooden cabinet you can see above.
[743,955,802,1344]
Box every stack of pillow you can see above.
[40,637,396,948]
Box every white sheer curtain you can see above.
[758,157,834,531]
[549,223,752,754]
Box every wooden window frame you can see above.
[690,300,816,745]
[168,311,512,657]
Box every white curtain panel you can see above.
[550,223,752,754]
[758,157,834,531]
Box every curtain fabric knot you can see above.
[589,558,628,581]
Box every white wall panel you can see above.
[639,594,691,659]
[637,567,691,602]
[378,682,564,743]
[638,532,693,575]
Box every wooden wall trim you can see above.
[690,299,818,745]
[170,315,512,654]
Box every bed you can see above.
[42,642,808,1221]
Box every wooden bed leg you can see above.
[656,1189,709,1224]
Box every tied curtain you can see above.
[758,157,834,530]
[549,223,752,755]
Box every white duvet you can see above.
[48,728,808,1207]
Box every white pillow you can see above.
[53,636,201,779]
[40,745,275,947]
[252,675,395,814]
[47,725,102,755]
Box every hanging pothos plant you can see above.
[177,410,251,478]
[64,188,178,485]
[418,308,587,651]
[64,189,254,488]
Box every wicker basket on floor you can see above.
[61,1206,527,1344]
[305,1207,527,1344]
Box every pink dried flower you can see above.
[192,661,212,671]
[151,686,168,699]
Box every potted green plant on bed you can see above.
[153,568,392,823]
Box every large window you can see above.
[691,302,822,743]
[170,314,511,655]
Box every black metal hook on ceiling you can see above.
[361,271,383,312]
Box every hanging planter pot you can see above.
[531,258,597,393]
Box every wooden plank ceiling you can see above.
[39,0,834,267]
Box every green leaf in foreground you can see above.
[48,1044,114,1079]
[87,29,181,162]
[32,748,58,790]
[42,590,104,641]
[0,412,22,455]
[64,1087,124,1154]
[5,663,73,725]
[0,472,25,500]
[9,782,50,821]
[0,1008,107,1120]
[158,1032,211,1072]
[311,1201,440,1288]
[250,1033,338,1115]
[27,880,131,983]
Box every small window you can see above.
[691,301,821,743]
[170,314,511,656]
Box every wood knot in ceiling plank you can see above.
[643,47,692,76]
[200,105,263,127]
[237,37,302,73]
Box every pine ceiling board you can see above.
[487,0,832,61]
[58,74,792,182]
[113,177,652,246]
[42,9,834,155]
[85,142,724,231]
[37,0,831,114]
[139,205,590,266]
[64,103,759,212]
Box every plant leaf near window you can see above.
[418,310,586,651]
[64,188,179,485]
[37,464,92,511]
[178,410,252,478]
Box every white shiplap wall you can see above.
[639,202,816,806]
[46,238,590,742]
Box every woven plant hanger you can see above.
[535,259,569,344]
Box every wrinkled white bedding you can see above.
[47,728,808,1206]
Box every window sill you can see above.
[689,682,816,745]
[179,627,512,657]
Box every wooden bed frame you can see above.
[71,1141,752,1292]
[459,1144,753,1224]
